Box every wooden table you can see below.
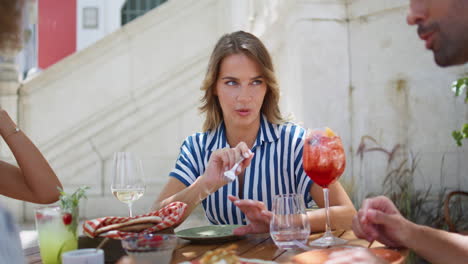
[25,230,406,263]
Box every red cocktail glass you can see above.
[303,128,347,247]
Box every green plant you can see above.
[356,136,431,223]
[355,136,403,206]
[339,176,358,208]
[356,136,452,263]
[58,186,89,235]
[356,136,468,263]
[445,193,468,231]
[451,78,468,146]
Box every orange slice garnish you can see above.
[325,127,336,137]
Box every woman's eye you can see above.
[252,80,263,85]
[226,80,237,86]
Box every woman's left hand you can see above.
[324,248,389,264]
[228,195,273,235]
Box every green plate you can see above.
[176,225,244,243]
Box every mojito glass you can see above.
[35,206,78,264]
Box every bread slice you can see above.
[117,223,154,232]
[95,216,162,235]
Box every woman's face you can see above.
[215,53,267,129]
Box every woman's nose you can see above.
[237,85,252,102]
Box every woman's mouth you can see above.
[236,109,251,116]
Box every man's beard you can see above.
[421,22,468,67]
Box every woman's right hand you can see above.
[199,141,253,194]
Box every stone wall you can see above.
[347,0,468,202]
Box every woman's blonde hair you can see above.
[199,31,284,132]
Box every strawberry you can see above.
[62,213,72,225]
[35,212,44,220]
[151,235,163,242]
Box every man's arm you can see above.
[354,196,468,264]
[406,224,468,264]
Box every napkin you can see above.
[83,202,187,239]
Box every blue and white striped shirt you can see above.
[169,115,314,225]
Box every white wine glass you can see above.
[111,152,145,217]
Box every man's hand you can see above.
[353,196,413,248]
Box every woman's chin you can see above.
[233,117,259,128]
[225,112,261,128]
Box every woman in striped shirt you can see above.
[154,31,356,233]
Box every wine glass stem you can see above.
[128,202,133,217]
[323,188,332,236]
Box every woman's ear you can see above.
[213,85,218,96]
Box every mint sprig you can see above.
[58,186,90,235]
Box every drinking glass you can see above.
[303,128,347,247]
[122,234,177,264]
[62,249,104,264]
[111,152,146,217]
[270,194,311,250]
[35,206,78,264]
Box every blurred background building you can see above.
[17,0,168,78]
[0,0,466,232]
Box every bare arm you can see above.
[354,196,468,264]
[308,181,357,232]
[152,177,211,223]
[0,109,62,204]
[407,225,468,264]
